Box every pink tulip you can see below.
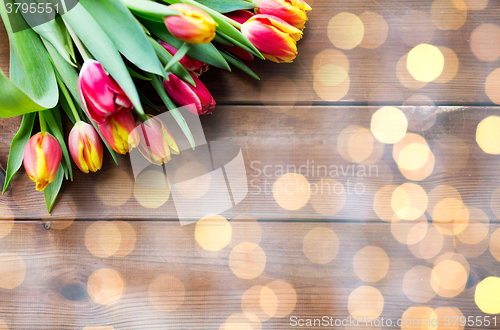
[163,73,216,115]
[78,60,133,124]
[254,0,312,30]
[23,132,62,191]
[98,112,139,155]
[222,10,255,61]
[137,116,180,166]
[159,41,210,76]
[68,121,103,173]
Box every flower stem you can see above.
[164,42,191,72]
[39,112,48,133]
[64,19,91,62]
[55,73,81,122]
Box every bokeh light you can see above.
[0,252,26,289]
[348,286,384,319]
[273,173,310,211]
[85,221,122,258]
[490,228,500,262]
[133,170,170,209]
[195,214,231,251]
[229,242,266,279]
[327,13,364,50]
[303,227,339,264]
[95,169,133,207]
[397,54,428,89]
[87,268,124,305]
[358,11,388,49]
[83,327,114,330]
[485,69,500,105]
[470,23,500,62]
[391,183,428,220]
[265,281,297,318]
[112,221,137,258]
[174,161,211,199]
[220,314,261,330]
[371,107,408,144]
[455,207,489,245]
[391,214,429,245]
[148,274,185,312]
[393,133,434,181]
[313,49,350,74]
[374,185,398,222]
[310,179,346,216]
[431,0,467,30]
[241,285,275,322]
[434,47,459,84]
[408,227,444,260]
[431,259,468,297]
[0,204,14,238]
[434,307,464,330]
[401,306,437,330]
[402,266,436,303]
[313,70,350,101]
[475,276,500,314]
[407,44,444,82]
[353,246,390,282]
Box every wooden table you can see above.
[2,1,500,329]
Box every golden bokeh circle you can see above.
[0,320,7,330]
[195,214,232,251]
[313,72,350,101]
[315,64,348,87]
[455,207,489,245]
[434,307,464,330]
[229,242,266,280]
[359,11,388,49]
[430,259,468,297]
[393,133,434,181]
[431,0,467,30]
[391,183,428,221]
[0,252,26,289]
[133,170,170,209]
[485,69,500,105]
[95,169,133,207]
[391,214,429,245]
[396,54,428,89]
[241,285,274,323]
[348,286,384,319]
[85,221,122,258]
[303,227,339,264]
[273,173,310,211]
[220,314,261,330]
[475,276,500,314]
[407,44,445,82]
[112,221,137,258]
[310,179,346,216]
[470,23,500,62]
[265,281,297,318]
[87,268,124,305]
[327,13,365,50]
[402,266,436,303]
[371,107,408,144]
[374,185,398,222]
[0,204,14,238]
[313,49,350,74]
[353,246,390,282]
[148,274,185,312]
[434,47,459,84]
[490,228,500,262]
[401,306,437,330]
[408,227,444,260]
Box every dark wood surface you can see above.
[2,1,500,329]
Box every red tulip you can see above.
[164,4,217,44]
[159,41,209,76]
[68,121,103,173]
[163,73,216,115]
[222,10,255,61]
[137,116,180,166]
[98,112,139,155]
[78,60,133,124]
[241,14,302,63]
[23,132,62,191]
[254,0,312,30]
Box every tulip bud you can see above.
[68,121,104,173]
[159,41,210,76]
[136,116,180,166]
[241,14,302,63]
[164,73,216,115]
[164,4,217,44]
[23,132,62,191]
[254,0,311,30]
[98,112,139,155]
[222,10,255,61]
[78,60,133,124]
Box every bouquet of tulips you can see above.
[0,0,311,212]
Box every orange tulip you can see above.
[137,116,180,166]
[23,132,62,191]
[164,4,217,44]
[241,14,302,63]
[98,112,139,155]
[254,0,312,30]
[68,121,104,173]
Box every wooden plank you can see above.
[2,105,500,222]
[0,220,496,329]
[1,1,500,105]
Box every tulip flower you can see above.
[222,10,255,61]
[78,60,133,124]
[159,41,210,76]
[253,0,312,30]
[68,121,103,173]
[98,112,139,155]
[241,14,302,63]
[23,132,62,191]
[136,116,180,166]
[164,73,216,115]
[164,4,217,44]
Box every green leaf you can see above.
[120,0,180,22]
[213,34,233,46]
[44,164,64,214]
[148,37,195,86]
[59,88,77,124]
[164,42,191,72]
[42,109,73,181]
[79,0,166,77]
[127,66,152,81]
[148,73,196,150]
[142,20,230,71]
[0,0,58,118]
[60,1,146,119]
[191,0,255,13]
[219,48,260,80]
[2,112,36,194]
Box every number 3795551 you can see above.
[6,2,60,14]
